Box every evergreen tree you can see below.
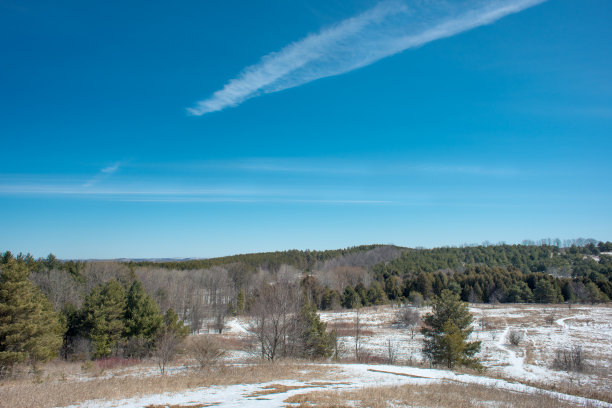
[533,279,563,303]
[124,281,162,343]
[421,289,481,369]
[341,286,361,309]
[83,279,126,358]
[506,282,534,303]
[161,308,189,339]
[0,260,63,372]
[585,282,609,303]
[366,282,387,305]
[236,289,245,314]
[296,303,335,359]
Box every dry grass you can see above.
[247,381,350,398]
[213,335,252,351]
[480,369,612,404]
[328,322,376,337]
[0,360,335,408]
[145,404,220,408]
[247,383,318,397]
[284,382,585,408]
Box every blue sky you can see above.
[1,0,611,259]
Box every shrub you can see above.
[188,335,225,370]
[507,330,523,346]
[396,307,420,327]
[552,344,585,373]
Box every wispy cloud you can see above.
[188,0,547,115]
[181,158,520,177]
[101,163,120,174]
[0,178,397,205]
[83,162,121,187]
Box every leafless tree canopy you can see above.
[248,278,302,360]
[153,331,182,375]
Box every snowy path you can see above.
[496,326,527,378]
[66,363,612,408]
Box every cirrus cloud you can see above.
[188,0,547,115]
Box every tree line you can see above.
[1,240,610,374]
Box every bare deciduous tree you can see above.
[248,278,301,360]
[396,307,420,339]
[354,308,361,361]
[153,331,182,375]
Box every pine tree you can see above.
[341,286,360,309]
[124,281,162,343]
[236,289,245,314]
[161,308,189,339]
[296,303,334,359]
[0,260,63,372]
[533,279,563,303]
[83,279,126,358]
[421,289,481,369]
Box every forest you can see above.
[0,240,611,369]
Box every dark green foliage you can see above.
[0,260,63,371]
[161,308,189,339]
[297,303,335,359]
[321,288,341,310]
[366,282,387,305]
[505,282,534,303]
[533,279,563,303]
[354,283,369,307]
[123,281,163,356]
[131,245,385,273]
[341,286,361,309]
[585,282,609,303]
[422,290,481,369]
[82,280,126,358]
[124,281,163,341]
[236,289,245,314]
[372,242,612,305]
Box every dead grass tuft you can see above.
[284,381,585,408]
[145,404,219,408]
[247,383,317,397]
[0,360,334,408]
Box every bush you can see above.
[408,291,424,308]
[552,344,585,373]
[396,308,420,327]
[507,330,523,346]
[188,335,225,370]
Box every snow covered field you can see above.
[315,304,612,394]
[65,363,612,408]
[4,304,611,408]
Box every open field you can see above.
[1,303,611,408]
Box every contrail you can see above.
[188,0,547,115]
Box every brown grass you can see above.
[191,335,251,352]
[0,361,335,408]
[247,383,318,397]
[284,382,585,408]
[328,321,376,337]
[145,404,220,408]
